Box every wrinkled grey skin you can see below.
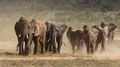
[67,27,83,54]
[48,23,67,53]
[45,21,53,52]
[14,17,33,55]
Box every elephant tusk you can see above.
[26,35,28,39]
[47,38,51,42]
[32,30,34,34]
[19,34,21,37]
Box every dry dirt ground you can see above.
[0,36,120,67]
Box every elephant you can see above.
[14,17,33,55]
[82,25,95,54]
[100,22,117,44]
[92,25,106,52]
[48,23,67,53]
[67,27,83,54]
[82,24,106,54]
[45,21,54,52]
[31,19,46,54]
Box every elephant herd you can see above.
[14,17,117,56]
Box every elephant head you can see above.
[100,22,107,29]
[45,21,54,32]
[31,19,41,36]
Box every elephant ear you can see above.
[59,24,67,34]
[108,23,117,31]
[55,26,59,32]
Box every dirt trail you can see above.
[0,57,77,60]
[0,55,119,61]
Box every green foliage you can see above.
[35,0,119,11]
[100,0,114,11]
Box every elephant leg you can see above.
[86,43,90,54]
[107,34,111,44]
[58,44,61,53]
[76,44,80,52]
[24,37,28,55]
[25,34,33,55]
[40,36,45,54]
[19,44,22,55]
[95,41,99,52]
[57,39,62,53]
[90,44,94,54]
[49,42,53,51]
[42,36,45,54]
[53,37,56,53]
[21,42,24,54]
[57,36,62,53]
[40,41,43,54]
[16,36,20,51]
[18,35,25,55]
[111,32,114,43]
[45,39,48,52]
[79,40,84,52]
[72,45,75,54]
[101,40,105,52]
[33,37,38,54]
[45,34,49,52]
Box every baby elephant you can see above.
[67,27,83,54]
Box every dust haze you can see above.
[0,0,120,60]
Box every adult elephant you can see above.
[100,22,117,44]
[82,25,106,54]
[49,23,67,53]
[45,21,54,52]
[92,25,106,52]
[67,27,83,54]
[107,23,117,43]
[82,25,95,54]
[31,19,46,54]
[14,17,33,55]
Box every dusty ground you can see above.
[0,37,120,67]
